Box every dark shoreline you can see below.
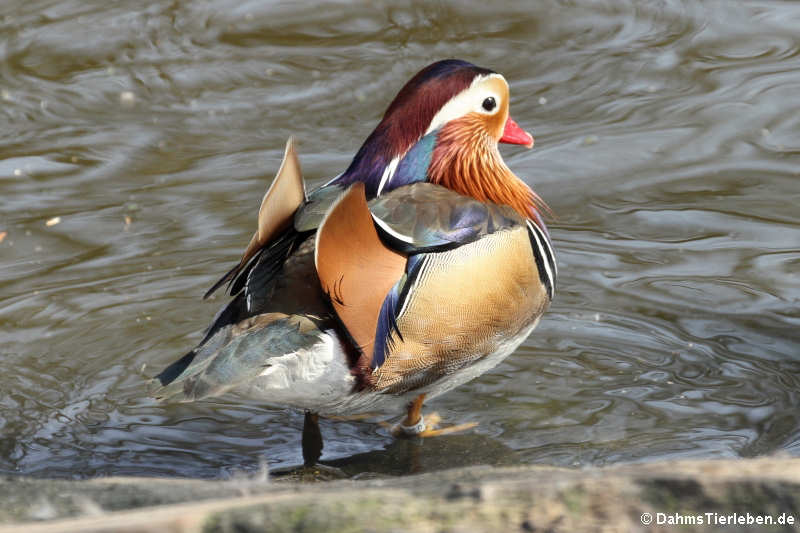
[2,457,800,532]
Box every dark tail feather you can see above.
[154,349,197,387]
[229,229,301,297]
[203,263,241,300]
[199,292,245,348]
[203,228,300,301]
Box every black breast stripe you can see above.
[525,220,556,300]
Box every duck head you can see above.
[333,59,545,221]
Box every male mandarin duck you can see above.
[151,59,556,466]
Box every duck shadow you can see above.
[272,432,518,480]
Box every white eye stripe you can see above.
[424,73,507,135]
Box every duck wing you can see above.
[150,313,329,402]
[204,137,306,300]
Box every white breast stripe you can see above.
[425,73,506,136]
[526,220,556,299]
[529,219,557,278]
[397,255,429,319]
[376,157,400,196]
[527,220,556,277]
[371,213,415,244]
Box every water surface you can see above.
[1,0,799,478]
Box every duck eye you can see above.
[482,97,496,112]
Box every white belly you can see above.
[237,319,538,417]
[240,331,356,414]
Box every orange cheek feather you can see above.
[429,115,549,222]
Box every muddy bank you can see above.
[2,457,799,532]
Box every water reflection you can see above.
[1,0,799,478]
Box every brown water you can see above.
[1,0,799,479]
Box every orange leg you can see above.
[390,394,426,437]
[390,394,478,438]
[402,394,426,427]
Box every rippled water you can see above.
[1,0,799,479]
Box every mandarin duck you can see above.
[151,59,556,466]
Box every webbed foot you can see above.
[389,411,478,438]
